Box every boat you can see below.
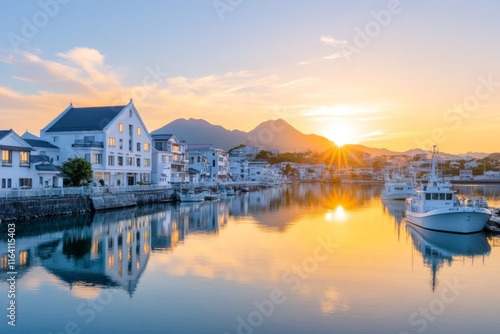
[202,189,220,200]
[179,188,205,202]
[404,146,491,233]
[239,187,250,192]
[226,187,235,196]
[381,173,415,200]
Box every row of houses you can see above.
[1,101,288,190]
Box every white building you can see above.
[40,101,152,186]
[187,144,229,181]
[1,130,63,189]
[151,134,189,186]
[229,157,249,181]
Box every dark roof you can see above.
[46,105,126,132]
[30,155,51,163]
[24,138,59,149]
[0,145,33,151]
[0,130,12,140]
[189,168,201,174]
[151,134,174,140]
[35,164,62,171]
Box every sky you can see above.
[1,0,500,154]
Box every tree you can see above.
[61,157,92,186]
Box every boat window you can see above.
[425,194,431,200]
[439,193,445,200]
[446,193,453,200]
[432,193,438,200]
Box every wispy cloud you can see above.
[320,36,347,46]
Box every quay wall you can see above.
[0,189,176,222]
[0,196,91,222]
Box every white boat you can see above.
[202,189,220,200]
[179,189,204,202]
[381,173,415,200]
[404,146,491,234]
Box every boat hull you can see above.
[179,195,204,202]
[381,191,413,200]
[405,207,491,233]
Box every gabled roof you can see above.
[151,134,174,140]
[30,155,51,163]
[0,129,13,140]
[24,138,59,149]
[35,164,61,171]
[45,105,126,133]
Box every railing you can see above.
[0,187,85,199]
[72,140,104,148]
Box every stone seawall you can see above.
[0,189,176,222]
[0,196,91,222]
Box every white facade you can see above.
[40,101,152,186]
[1,130,34,189]
[229,157,249,181]
[151,134,189,186]
[0,130,63,189]
[187,144,229,181]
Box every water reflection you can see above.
[405,224,490,291]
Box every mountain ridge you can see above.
[152,118,492,159]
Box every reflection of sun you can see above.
[324,205,347,223]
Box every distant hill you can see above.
[152,118,336,152]
[488,153,500,160]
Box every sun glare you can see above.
[326,125,357,147]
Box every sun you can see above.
[325,124,357,147]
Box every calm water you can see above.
[1,184,500,334]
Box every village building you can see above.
[40,101,152,186]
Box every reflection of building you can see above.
[1,209,151,296]
[406,224,490,291]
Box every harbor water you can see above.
[1,183,500,333]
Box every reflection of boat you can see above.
[405,146,491,233]
[406,224,490,290]
[240,187,250,193]
[381,173,414,200]
[179,189,204,202]
[382,198,406,224]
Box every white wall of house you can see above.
[1,132,34,189]
[41,101,152,186]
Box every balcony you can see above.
[72,140,104,148]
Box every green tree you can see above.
[61,157,92,186]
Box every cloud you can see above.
[0,47,330,134]
[323,52,346,60]
[320,36,347,46]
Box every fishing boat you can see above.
[381,173,415,200]
[404,146,491,233]
[202,189,220,200]
[179,188,204,202]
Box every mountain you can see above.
[488,153,500,160]
[152,118,248,149]
[344,144,400,157]
[152,118,336,152]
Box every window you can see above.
[119,139,123,150]
[19,178,32,188]
[92,153,102,164]
[425,193,431,200]
[137,127,141,136]
[2,150,12,166]
[1,179,5,188]
[137,143,141,151]
[144,159,150,167]
[40,150,46,156]
[19,151,29,166]
[432,193,438,200]
[129,124,133,136]
[108,155,115,166]
[144,143,150,152]
[117,156,124,166]
[129,109,133,118]
[119,123,124,133]
[439,193,445,200]
[85,154,91,163]
[446,193,453,200]
[136,158,141,167]
[108,137,116,147]
[129,140,133,151]
[212,160,215,167]
[53,136,59,143]
[126,157,134,166]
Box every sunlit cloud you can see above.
[296,61,311,65]
[320,36,347,46]
[323,52,346,60]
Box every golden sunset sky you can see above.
[1,1,499,153]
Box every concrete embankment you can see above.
[0,189,176,222]
[0,196,91,222]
